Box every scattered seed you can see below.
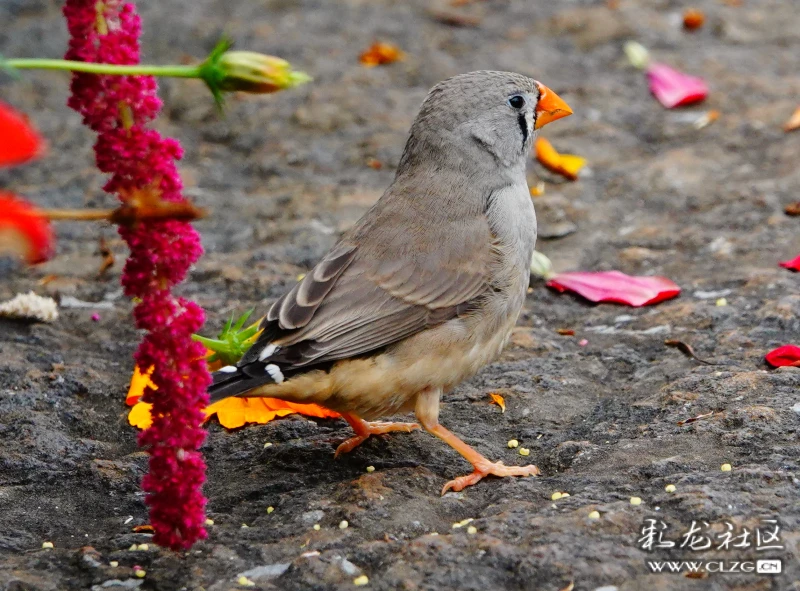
[136,543,149,551]
[452,518,474,529]
[665,484,677,493]
[237,575,256,587]
[353,575,369,586]
[507,439,519,449]
[339,520,349,529]
[519,447,530,456]
[530,181,545,197]
[41,541,54,549]
[134,569,146,578]
[296,273,306,281]
[366,466,375,473]
[721,463,732,472]
[205,518,215,525]
[578,339,589,347]
[588,511,600,519]
[128,544,138,551]
[551,492,563,501]
[630,496,643,506]
[561,493,570,498]
[263,442,273,448]
[715,297,727,307]
[241,524,249,529]
[466,525,478,535]
[267,506,274,514]
[556,328,575,336]
[313,524,321,531]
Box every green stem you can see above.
[5,58,201,79]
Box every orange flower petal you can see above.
[535,137,586,180]
[127,364,340,429]
[359,42,405,67]
[489,392,506,413]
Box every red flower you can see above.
[546,271,681,307]
[0,101,44,167]
[779,254,800,272]
[765,345,800,368]
[0,192,54,264]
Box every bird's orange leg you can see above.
[415,388,540,495]
[334,412,420,457]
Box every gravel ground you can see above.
[1,1,799,590]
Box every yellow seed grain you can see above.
[366,466,375,473]
[134,569,146,578]
[721,463,732,472]
[237,575,255,587]
[263,442,273,448]
[466,525,478,534]
[630,496,642,506]
[267,506,274,514]
[507,439,519,448]
[339,520,349,529]
[313,523,321,530]
[588,510,600,519]
[205,518,215,525]
[137,543,149,551]
[41,541,54,549]
[519,447,530,456]
[109,561,119,567]
[551,492,563,501]
[665,484,676,493]
[353,575,369,586]
[715,297,728,307]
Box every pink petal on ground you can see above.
[546,270,681,307]
[646,63,708,108]
[765,345,800,368]
[778,254,800,272]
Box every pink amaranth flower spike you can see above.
[778,254,800,272]
[646,63,708,109]
[546,270,681,307]
[63,0,210,550]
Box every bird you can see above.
[209,71,572,494]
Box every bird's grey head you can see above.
[398,71,572,175]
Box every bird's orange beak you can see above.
[534,82,573,129]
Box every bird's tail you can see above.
[207,362,284,403]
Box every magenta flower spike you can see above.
[646,63,708,109]
[63,0,211,550]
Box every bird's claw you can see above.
[334,421,420,458]
[441,460,540,495]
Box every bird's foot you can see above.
[441,460,540,495]
[334,417,420,458]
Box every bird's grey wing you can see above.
[238,211,492,372]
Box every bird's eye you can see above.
[508,95,526,109]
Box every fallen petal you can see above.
[0,102,44,167]
[489,392,506,413]
[0,192,54,264]
[535,137,586,180]
[359,42,405,67]
[646,63,708,108]
[765,345,800,368]
[546,270,681,307]
[779,254,800,272]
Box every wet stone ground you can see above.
[1,0,799,590]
